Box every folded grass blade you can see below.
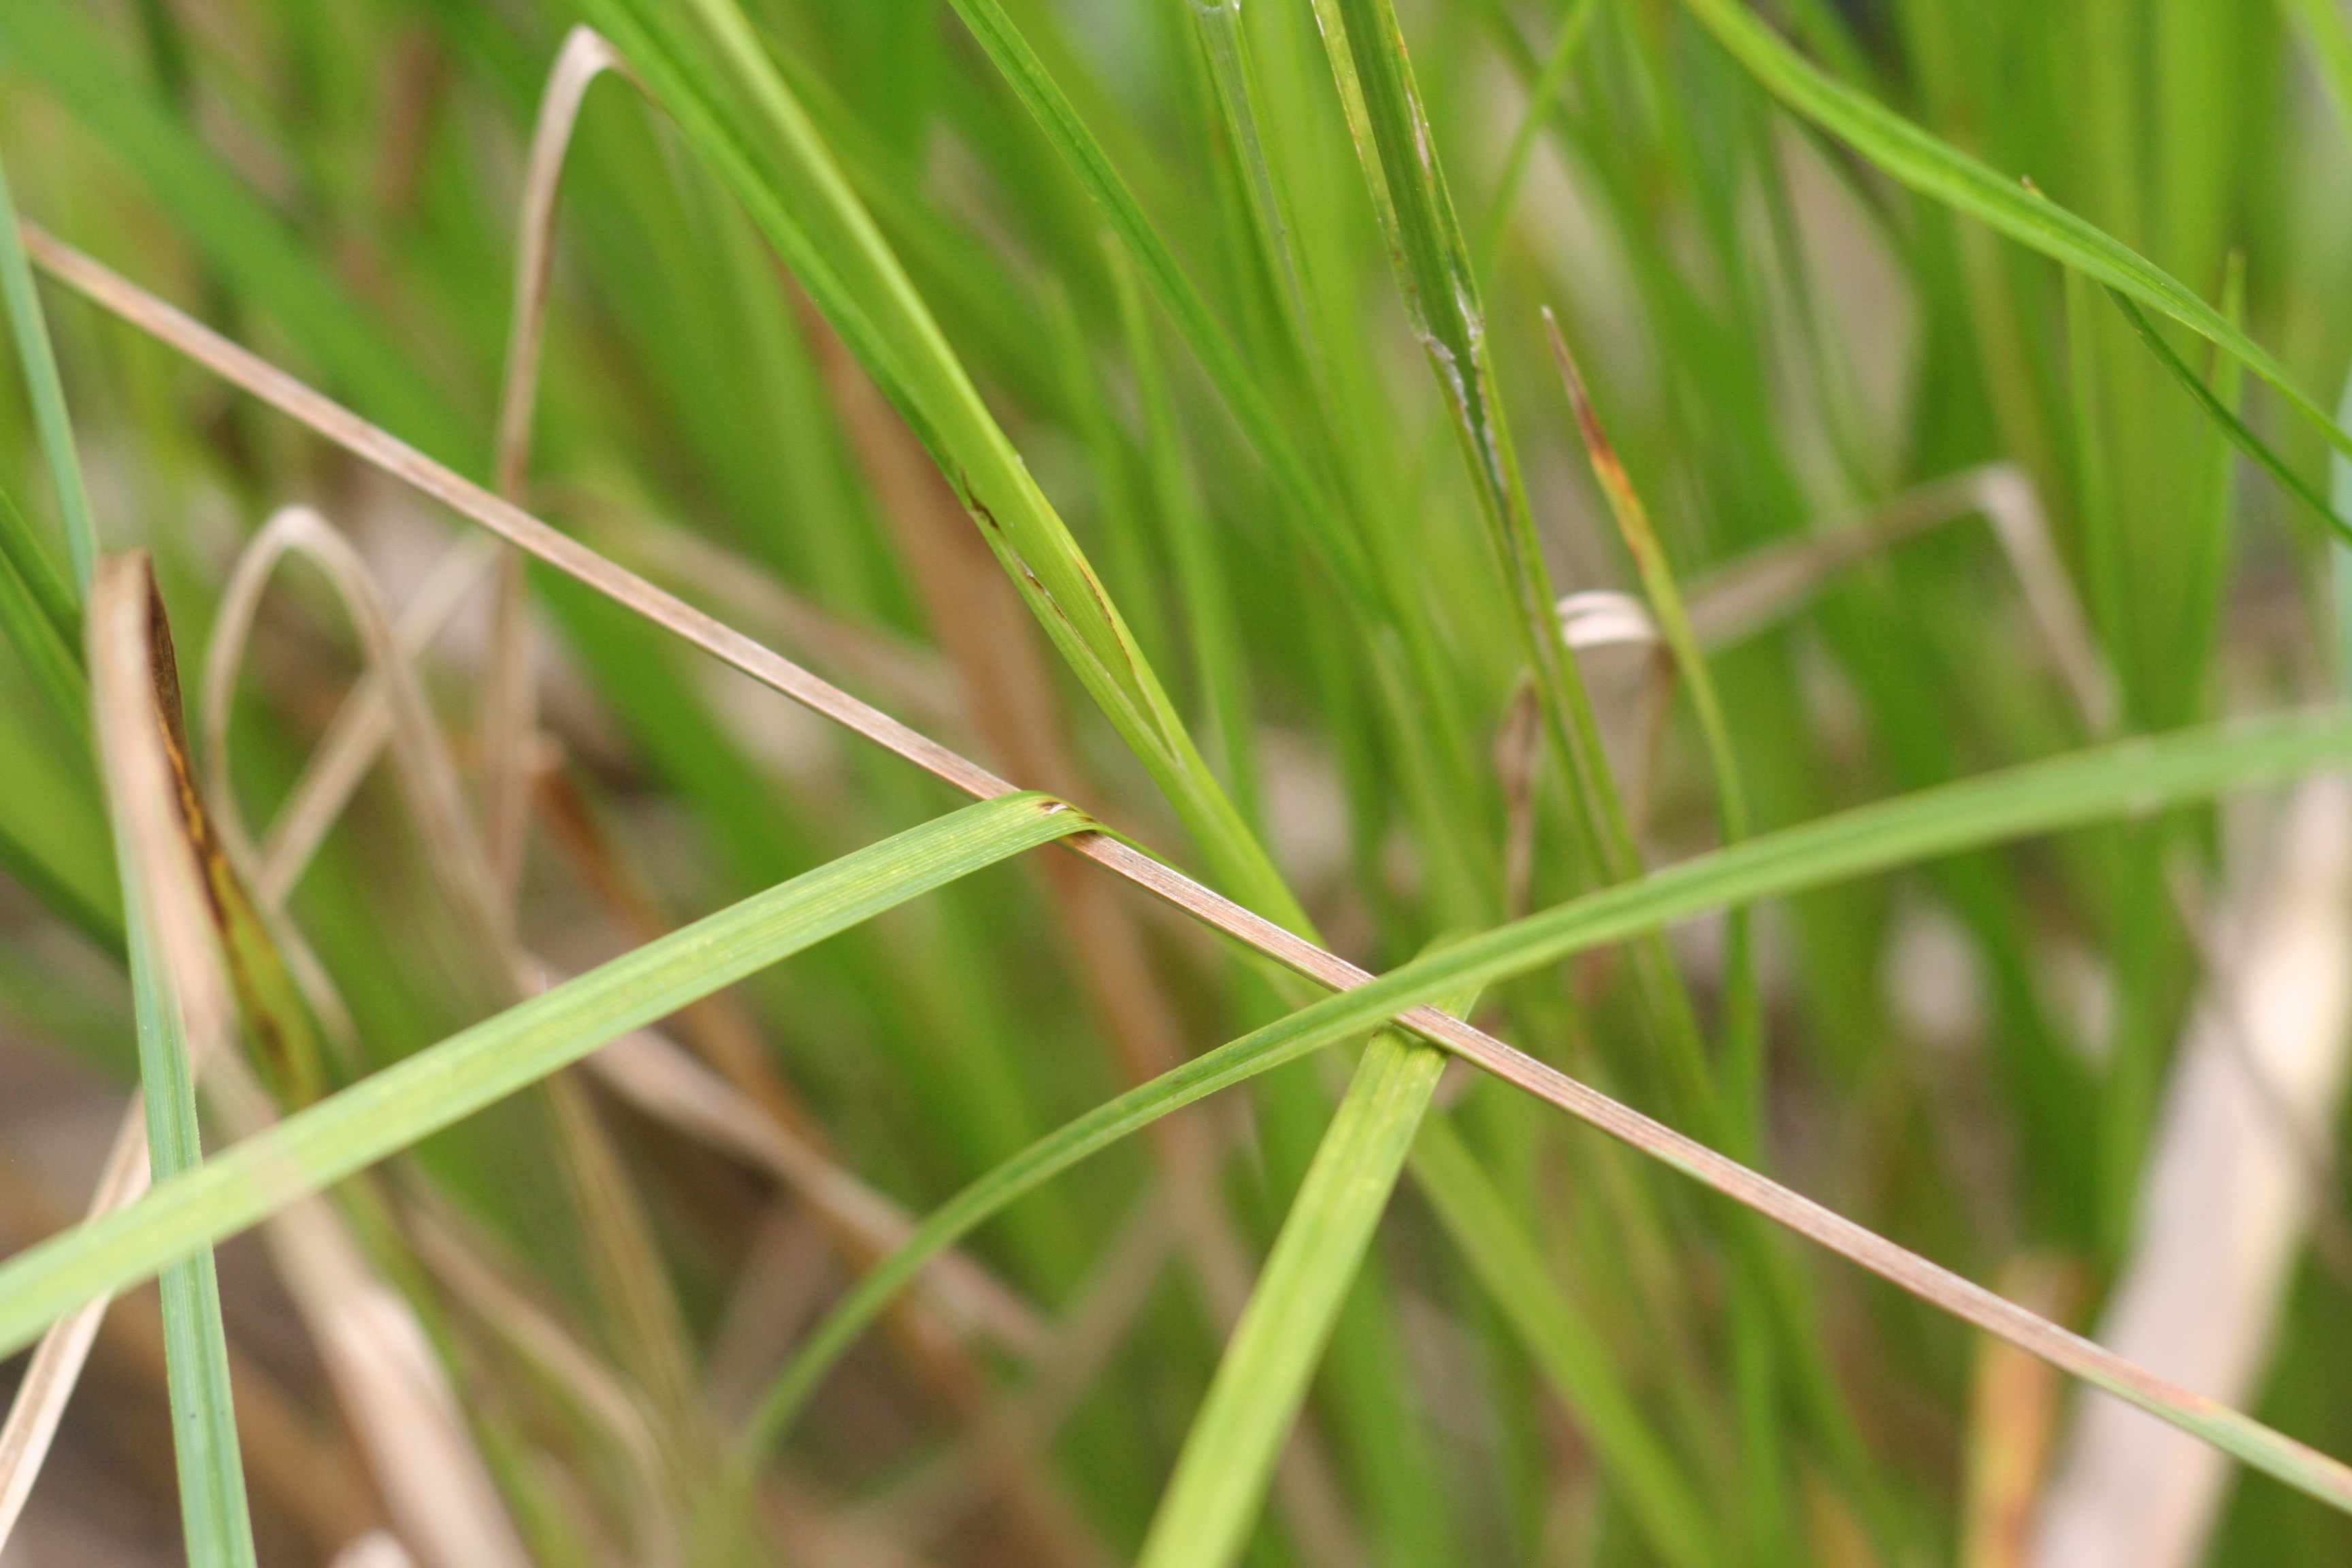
[88,553,259,1568]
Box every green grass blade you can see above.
[0,154,97,593]
[580,0,1305,932]
[1677,0,2352,463]
[123,915,257,1568]
[2106,287,2351,546]
[0,483,85,743]
[1135,1019,1455,1568]
[91,560,256,1568]
[938,0,1379,608]
[0,792,1085,1358]
[731,710,2352,1474]
[1407,1113,1720,1568]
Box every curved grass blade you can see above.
[734,710,2352,1513]
[1676,0,2352,463]
[0,154,96,592]
[0,791,1086,1360]
[89,555,257,1568]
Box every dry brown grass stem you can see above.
[0,1098,148,1552]
[1684,462,2117,732]
[480,27,630,911]
[33,224,2352,1509]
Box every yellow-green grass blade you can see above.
[578,0,1305,934]
[736,711,2352,1512]
[1678,0,2352,464]
[0,154,97,592]
[0,792,1085,1358]
[1134,1017,1457,1568]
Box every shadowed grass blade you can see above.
[0,791,1086,1358]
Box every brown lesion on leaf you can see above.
[140,572,325,1106]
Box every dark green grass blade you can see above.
[2106,287,2351,546]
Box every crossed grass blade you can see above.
[736,712,2352,1516]
[24,216,2352,1519]
[0,790,1086,1356]
[1134,979,1485,1568]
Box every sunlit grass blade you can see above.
[88,554,258,1568]
[1134,1013,1459,1568]
[1676,0,2352,462]
[0,153,96,593]
[730,710,2352,1509]
[578,0,1303,930]
[0,791,1085,1358]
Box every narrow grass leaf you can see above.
[0,792,1085,1360]
[0,154,96,591]
[2106,287,2351,546]
[1134,1015,1456,1568]
[734,711,2352,1513]
[0,483,84,742]
[1676,0,2352,462]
